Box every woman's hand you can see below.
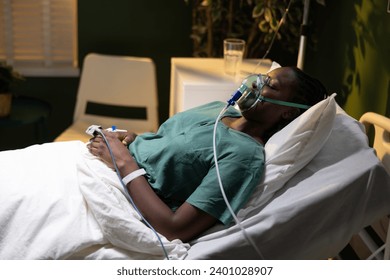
[115,131,138,146]
[87,132,138,174]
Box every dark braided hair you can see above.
[289,66,328,113]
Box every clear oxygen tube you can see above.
[212,104,265,259]
[213,73,273,259]
[216,25,310,257]
[213,75,267,259]
[212,0,288,256]
[214,75,307,259]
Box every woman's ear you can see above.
[282,107,300,121]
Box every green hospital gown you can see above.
[129,101,264,225]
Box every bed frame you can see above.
[343,112,390,260]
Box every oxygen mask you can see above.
[233,74,311,112]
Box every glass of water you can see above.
[223,38,246,77]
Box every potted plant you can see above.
[0,62,24,117]
[186,0,325,64]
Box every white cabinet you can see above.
[169,58,272,116]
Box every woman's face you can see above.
[241,67,299,127]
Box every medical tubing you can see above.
[209,0,292,258]
[98,131,170,260]
[212,105,265,259]
[260,96,311,109]
[252,0,293,74]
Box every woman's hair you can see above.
[289,66,328,111]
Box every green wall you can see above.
[305,0,390,119]
[1,0,389,150]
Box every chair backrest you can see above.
[73,53,158,133]
[359,112,390,173]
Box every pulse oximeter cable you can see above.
[93,127,170,259]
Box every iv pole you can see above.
[297,0,310,70]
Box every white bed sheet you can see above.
[0,141,188,260]
[186,111,390,259]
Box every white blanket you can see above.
[0,141,189,260]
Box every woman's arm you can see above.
[87,132,217,242]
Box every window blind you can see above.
[0,0,78,76]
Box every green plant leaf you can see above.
[252,3,264,18]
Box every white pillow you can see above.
[237,93,337,220]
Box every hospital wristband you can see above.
[122,168,146,185]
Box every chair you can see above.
[344,112,390,260]
[55,53,159,142]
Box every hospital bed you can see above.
[186,95,390,259]
[0,94,389,260]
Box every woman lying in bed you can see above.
[87,66,328,243]
[0,66,327,259]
